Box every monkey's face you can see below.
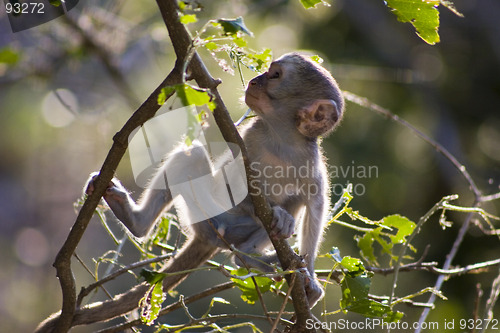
[245,53,345,137]
[244,62,282,115]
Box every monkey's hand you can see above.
[269,206,295,240]
[84,172,134,222]
[85,172,128,203]
[304,271,325,307]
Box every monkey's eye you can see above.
[268,69,281,80]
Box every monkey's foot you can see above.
[304,273,325,307]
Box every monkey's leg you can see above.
[298,204,326,306]
[233,206,295,272]
[233,227,276,272]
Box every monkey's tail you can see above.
[35,238,218,333]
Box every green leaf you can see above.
[244,48,272,72]
[152,216,171,246]
[341,273,403,321]
[356,214,416,264]
[205,41,218,51]
[217,17,253,36]
[341,273,370,304]
[310,55,324,64]
[381,214,416,245]
[158,84,214,146]
[139,269,166,285]
[344,297,404,321]
[356,232,378,264]
[340,256,366,275]
[385,0,441,44]
[300,0,324,9]
[158,84,215,111]
[177,84,216,111]
[139,269,167,325]
[157,86,175,105]
[140,281,166,325]
[232,36,247,47]
[180,14,198,25]
[329,247,343,263]
[0,48,20,65]
[230,268,274,304]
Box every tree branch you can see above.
[343,91,482,200]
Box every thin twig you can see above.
[77,253,173,306]
[473,283,483,333]
[480,267,500,333]
[416,209,477,332]
[389,195,457,304]
[343,91,482,199]
[153,313,291,333]
[94,281,232,333]
[73,253,113,301]
[271,273,295,332]
[480,191,500,203]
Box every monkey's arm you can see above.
[84,142,215,237]
[85,172,174,237]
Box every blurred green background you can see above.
[0,0,499,332]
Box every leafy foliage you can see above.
[385,0,462,44]
[299,0,329,9]
[336,255,403,321]
[157,83,215,111]
[230,267,282,304]
[356,214,416,265]
[139,269,167,325]
[157,83,213,145]
[216,17,253,37]
[329,187,417,265]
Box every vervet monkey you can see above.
[85,52,344,306]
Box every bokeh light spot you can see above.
[15,227,50,267]
[42,89,77,128]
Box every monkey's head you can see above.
[245,52,344,138]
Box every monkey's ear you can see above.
[296,99,340,138]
